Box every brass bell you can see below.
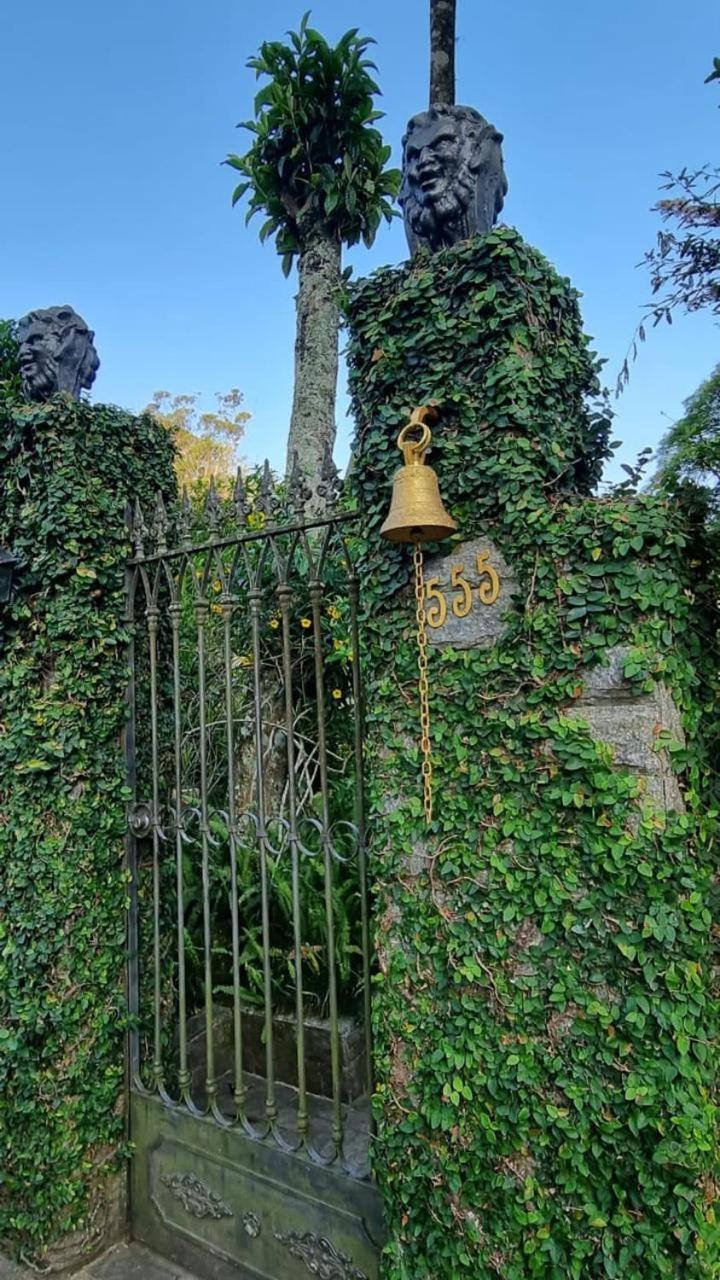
[380,407,457,543]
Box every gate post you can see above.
[0,392,176,1268]
[345,232,718,1277]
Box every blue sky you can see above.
[1,1,717,481]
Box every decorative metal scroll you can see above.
[274,1229,367,1280]
[161,1172,233,1220]
[125,460,372,1180]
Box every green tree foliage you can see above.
[644,161,720,324]
[652,366,720,581]
[654,367,720,506]
[226,13,399,273]
[618,59,719,393]
[346,233,718,1277]
[225,13,400,499]
[144,389,250,497]
[645,59,719,324]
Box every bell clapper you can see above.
[380,406,457,825]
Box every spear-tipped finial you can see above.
[287,450,311,516]
[232,466,248,529]
[177,487,193,548]
[205,476,221,535]
[153,492,169,555]
[317,443,341,506]
[133,498,148,559]
[258,459,276,521]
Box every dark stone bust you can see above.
[399,105,508,255]
[16,306,100,402]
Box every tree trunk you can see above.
[286,226,341,516]
[429,0,456,106]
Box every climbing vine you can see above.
[0,320,20,405]
[345,231,719,1278]
[0,392,176,1259]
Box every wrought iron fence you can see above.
[124,465,372,1177]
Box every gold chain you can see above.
[413,542,433,825]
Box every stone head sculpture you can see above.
[16,305,100,402]
[399,105,508,256]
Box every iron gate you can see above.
[124,471,383,1280]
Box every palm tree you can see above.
[226,15,399,512]
[430,0,457,105]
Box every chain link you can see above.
[413,542,433,825]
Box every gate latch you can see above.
[128,802,152,838]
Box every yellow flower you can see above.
[327,605,341,621]
[332,688,342,700]
[300,617,312,629]
[269,618,280,630]
[211,603,223,615]
[234,654,252,669]
[212,579,222,593]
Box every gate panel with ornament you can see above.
[124,475,383,1279]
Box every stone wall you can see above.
[0,396,176,1267]
[568,646,685,813]
[345,233,718,1276]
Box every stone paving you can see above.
[0,1242,200,1280]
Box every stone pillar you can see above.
[346,232,717,1277]
[0,395,176,1268]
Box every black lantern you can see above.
[0,546,18,605]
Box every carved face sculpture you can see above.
[399,105,508,256]
[16,306,100,402]
[403,116,464,209]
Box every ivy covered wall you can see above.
[345,231,719,1278]
[0,392,176,1263]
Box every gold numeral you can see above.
[476,551,500,605]
[425,576,447,628]
[450,564,472,617]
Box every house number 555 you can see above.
[425,552,500,628]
